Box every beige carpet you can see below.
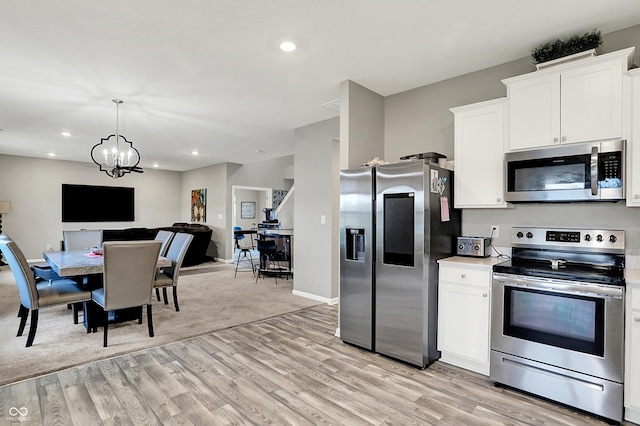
[0,261,321,387]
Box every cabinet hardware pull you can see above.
[483,293,488,297]
[561,136,567,142]
[553,137,559,143]
[461,274,466,278]
[635,317,640,322]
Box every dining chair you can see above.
[153,232,193,312]
[153,230,174,301]
[91,240,162,347]
[63,229,103,251]
[0,234,92,347]
[155,230,175,257]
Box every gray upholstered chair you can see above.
[0,234,92,347]
[153,230,175,301]
[155,230,175,257]
[91,240,161,347]
[154,232,193,312]
[63,229,103,251]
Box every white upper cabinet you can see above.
[450,98,508,208]
[504,47,635,151]
[626,69,640,206]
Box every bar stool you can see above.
[234,237,254,277]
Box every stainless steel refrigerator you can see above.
[339,160,461,368]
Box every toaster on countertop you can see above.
[456,236,491,257]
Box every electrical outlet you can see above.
[46,244,53,251]
[490,225,499,239]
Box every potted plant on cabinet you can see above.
[532,29,602,70]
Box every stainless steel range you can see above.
[491,227,625,422]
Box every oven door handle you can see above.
[493,273,623,299]
[590,145,598,196]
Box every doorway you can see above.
[231,185,272,259]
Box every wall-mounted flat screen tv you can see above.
[62,184,135,222]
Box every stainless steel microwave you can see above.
[505,139,625,203]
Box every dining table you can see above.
[43,249,172,332]
[43,249,171,277]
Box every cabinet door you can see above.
[507,73,560,150]
[437,281,490,363]
[627,72,640,206]
[452,99,507,208]
[561,59,623,144]
[626,285,640,418]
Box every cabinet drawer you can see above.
[439,266,491,287]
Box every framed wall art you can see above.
[191,188,207,222]
[241,201,256,219]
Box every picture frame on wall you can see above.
[241,201,256,219]
[191,188,207,222]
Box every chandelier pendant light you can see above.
[90,99,143,178]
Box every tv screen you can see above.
[62,184,135,222]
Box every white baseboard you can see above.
[292,289,338,305]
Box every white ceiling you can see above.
[1,1,638,172]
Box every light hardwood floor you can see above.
[0,305,630,425]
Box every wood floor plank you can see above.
[0,304,630,425]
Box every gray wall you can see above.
[0,154,182,259]
[182,155,294,261]
[340,80,385,168]
[383,24,640,254]
[235,189,264,229]
[181,162,234,260]
[294,117,340,301]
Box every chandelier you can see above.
[90,99,143,178]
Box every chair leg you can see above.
[17,304,28,336]
[25,309,38,347]
[103,311,109,347]
[147,304,154,337]
[172,287,179,312]
[162,288,168,305]
[72,302,81,325]
[138,306,143,324]
[155,288,161,301]
[234,252,241,277]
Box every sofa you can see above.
[102,223,214,266]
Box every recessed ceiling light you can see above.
[48,152,56,157]
[191,151,199,155]
[153,163,159,168]
[61,132,71,137]
[280,41,296,52]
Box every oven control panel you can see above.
[512,227,624,254]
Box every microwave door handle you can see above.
[590,146,598,196]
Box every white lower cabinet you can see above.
[625,281,640,422]
[437,257,500,376]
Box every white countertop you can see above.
[626,268,640,285]
[437,255,507,270]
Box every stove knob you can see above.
[526,232,533,239]
[458,244,464,250]
[596,234,604,242]
[474,245,480,251]
[609,235,617,243]
[584,234,591,241]
[516,231,524,238]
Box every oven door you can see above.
[491,273,624,383]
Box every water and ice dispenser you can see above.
[346,228,365,261]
